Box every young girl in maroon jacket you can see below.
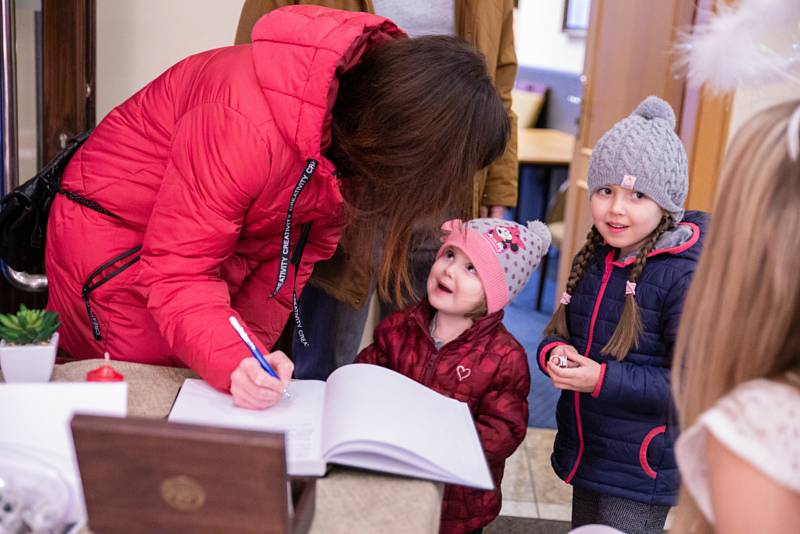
[357,217,551,534]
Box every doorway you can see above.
[0,0,95,313]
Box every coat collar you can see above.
[409,298,505,348]
[610,210,709,268]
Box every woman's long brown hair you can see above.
[327,36,510,306]
[671,100,800,533]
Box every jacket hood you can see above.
[251,6,405,167]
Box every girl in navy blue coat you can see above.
[537,96,707,534]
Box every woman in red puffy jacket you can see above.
[45,6,509,408]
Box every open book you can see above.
[168,363,493,490]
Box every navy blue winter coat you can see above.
[537,211,708,506]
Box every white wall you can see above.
[96,0,245,121]
[96,0,587,119]
[515,0,586,73]
[728,81,799,145]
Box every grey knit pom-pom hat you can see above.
[587,96,689,222]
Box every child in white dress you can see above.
[671,99,800,533]
[676,378,799,528]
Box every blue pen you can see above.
[228,316,291,398]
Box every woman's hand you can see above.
[547,349,601,393]
[230,350,294,410]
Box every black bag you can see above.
[0,131,119,274]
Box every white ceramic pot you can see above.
[0,332,59,383]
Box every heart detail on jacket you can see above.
[457,365,471,381]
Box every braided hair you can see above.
[602,215,673,359]
[543,226,604,340]
[544,215,673,361]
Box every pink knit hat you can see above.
[438,218,551,314]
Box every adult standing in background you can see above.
[236,0,519,379]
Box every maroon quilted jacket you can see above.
[356,299,530,534]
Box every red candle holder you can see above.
[86,352,124,382]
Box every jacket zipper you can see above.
[565,250,615,484]
[419,314,491,386]
[421,329,444,385]
[82,244,142,341]
[421,349,444,386]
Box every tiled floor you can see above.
[492,238,573,530]
[498,428,572,522]
[492,427,676,531]
[502,259,561,429]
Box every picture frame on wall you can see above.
[562,0,591,37]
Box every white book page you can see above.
[168,379,327,476]
[320,364,493,489]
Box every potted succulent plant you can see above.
[0,305,60,382]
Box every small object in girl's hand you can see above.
[85,352,124,382]
[557,354,569,368]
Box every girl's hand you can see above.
[550,344,580,369]
[547,351,601,393]
[230,351,294,410]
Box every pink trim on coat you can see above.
[565,250,615,484]
[639,425,667,479]
[565,391,583,484]
[539,341,567,376]
[590,362,607,398]
[612,222,699,268]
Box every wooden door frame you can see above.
[678,0,733,212]
[1,0,95,312]
[42,0,95,161]
[555,0,732,308]
[555,0,604,298]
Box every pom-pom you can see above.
[527,220,552,251]
[675,0,800,91]
[632,96,676,128]
[440,219,464,235]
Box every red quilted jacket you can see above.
[357,300,530,534]
[45,6,403,390]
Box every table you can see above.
[517,127,576,165]
[515,128,575,221]
[6,359,443,534]
[515,128,575,310]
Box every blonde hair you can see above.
[671,100,800,533]
[544,215,673,360]
[465,296,488,320]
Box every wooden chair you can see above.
[512,81,549,129]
